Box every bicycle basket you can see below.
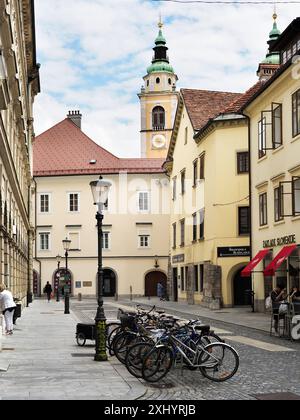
[120,314,137,330]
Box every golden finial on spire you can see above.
[158,13,163,30]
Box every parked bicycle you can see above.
[141,327,239,383]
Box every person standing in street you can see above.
[44,282,53,303]
[0,284,16,335]
[157,282,165,301]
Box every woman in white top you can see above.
[0,284,16,335]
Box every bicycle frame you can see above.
[156,334,221,369]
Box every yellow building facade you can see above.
[166,89,252,309]
[33,113,170,298]
[0,0,39,305]
[139,23,178,159]
[242,18,300,312]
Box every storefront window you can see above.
[275,259,288,290]
[264,251,273,298]
[289,247,300,291]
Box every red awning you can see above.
[263,245,297,277]
[241,249,270,277]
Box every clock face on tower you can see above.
[152,134,166,149]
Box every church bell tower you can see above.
[138,21,179,159]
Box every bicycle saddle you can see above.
[194,325,210,331]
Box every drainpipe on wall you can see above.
[242,113,254,310]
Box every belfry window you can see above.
[152,106,165,130]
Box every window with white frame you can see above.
[102,232,110,250]
[138,192,150,212]
[39,232,50,251]
[139,235,150,248]
[40,194,50,213]
[69,193,80,212]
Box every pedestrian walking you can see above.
[44,282,53,303]
[0,284,16,335]
[157,282,165,301]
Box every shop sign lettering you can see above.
[263,235,297,249]
[291,316,300,341]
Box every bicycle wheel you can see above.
[142,346,173,383]
[198,342,239,382]
[76,333,86,347]
[198,331,224,347]
[125,342,154,378]
[113,333,148,364]
[107,326,122,355]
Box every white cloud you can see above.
[34,0,297,157]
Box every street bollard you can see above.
[56,289,60,302]
[64,292,70,314]
[78,293,82,302]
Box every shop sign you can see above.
[263,234,297,249]
[172,254,185,264]
[291,316,300,341]
[217,247,251,258]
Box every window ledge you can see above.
[192,240,197,244]
[198,238,205,242]
[274,220,285,226]
[291,134,300,144]
[291,215,300,222]
[272,145,284,155]
[258,155,268,163]
[259,225,269,231]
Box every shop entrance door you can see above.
[234,268,252,306]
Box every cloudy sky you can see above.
[34,0,297,157]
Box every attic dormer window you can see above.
[89,160,97,165]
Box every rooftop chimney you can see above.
[67,110,82,129]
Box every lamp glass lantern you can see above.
[90,179,112,211]
[62,238,71,251]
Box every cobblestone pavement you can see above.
[72,299,300,401]
[0,300,145,400]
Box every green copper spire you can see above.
[269,13,281,40]
[147,20,175,75]
[262,13,281,65]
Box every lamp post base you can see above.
[94,318,108,362]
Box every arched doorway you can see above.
[145,271,167,297]
[233,267,252,306]
[102,269,116,297]
[53,269,73,296]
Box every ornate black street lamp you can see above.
[90,178,112,362]
[62,238,71,314]
[56,255,62,302]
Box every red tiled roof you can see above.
[33,118,165,176]
[222,81,265,114]
[181,89,242,131]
